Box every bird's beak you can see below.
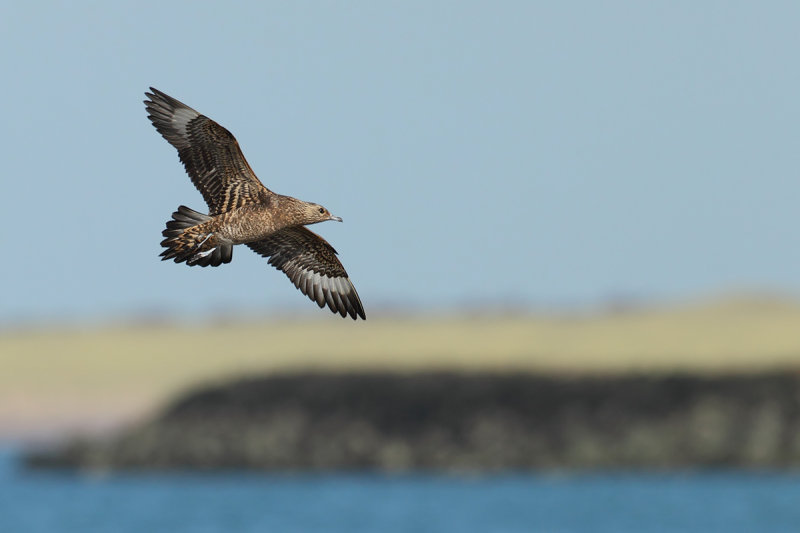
[330,215,343,222]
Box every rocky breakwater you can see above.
[25,372,800,471]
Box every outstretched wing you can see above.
[247,227,366,320]
[145,87,270,215]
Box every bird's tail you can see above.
[160,206,233,267]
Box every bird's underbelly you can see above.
[214,209,280,245]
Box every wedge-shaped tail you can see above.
[160,206,233,267]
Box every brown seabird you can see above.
[144,88,365,320]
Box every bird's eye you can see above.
[319,207,325,214]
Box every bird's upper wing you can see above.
[145,87,270,215]
[247,227,365,320]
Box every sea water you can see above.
[2,449,799,533]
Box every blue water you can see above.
[3,449,800,533]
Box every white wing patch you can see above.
[171,107,200,144]
[302,269,358,313]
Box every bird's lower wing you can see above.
[247,227,365,320]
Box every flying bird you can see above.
[144,88,365,320]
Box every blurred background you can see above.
[3,1,800,532]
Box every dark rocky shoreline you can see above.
[25,372,800,471]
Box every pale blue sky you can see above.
[1,1,799,323]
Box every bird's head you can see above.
[297,200,343,225]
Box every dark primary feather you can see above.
[247,227,366,320]
[144,87,270,215]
